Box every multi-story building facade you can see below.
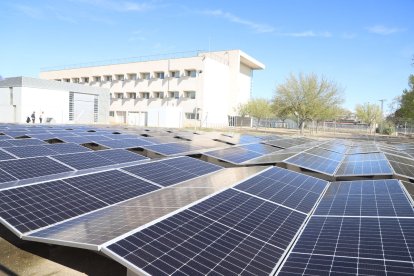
[40,50,264,127]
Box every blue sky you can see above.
[0,0,413,112]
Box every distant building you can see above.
[0,77,110,124]
[40,50,264,127]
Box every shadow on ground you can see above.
[0,224,126,276]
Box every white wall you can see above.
[0,87,16,123]
[147,107,182,128]
[19,87,69,123]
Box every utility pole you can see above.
[379,99,386,134]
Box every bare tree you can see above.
[274,73,344,134]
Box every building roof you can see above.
[0,76,109,94]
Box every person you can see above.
[31,111,35,123]
[39,112,44,123]
[26,116,31,123]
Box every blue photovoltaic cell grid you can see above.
[0,149,16,161]
[28,133,59,140]
[5,138,46,147]
[106,188,307,275]
[0,135,13,140]
[314,180,414,217]
[344,152,386,162]
[52,152,116,170]
[59,136,99,144]
[143,142,203,155]
[335,159,393,176]
[3,145,57,158]
[234,167,327,213]
[0,180,108,232]
[0,140,13,148]
[288,216,414,262]
[278,253,414,275]
[122,157,222,187]
[0,169,17,183]
[240,143,280,154]
[63,170,159,205]
[305,147,344,161]
[285,152,340,175]
[204,147,262,164]
[0,157,73,180]
[94,149,148,164]
[99,138,153,149]
[43,143,91,154]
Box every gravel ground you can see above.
[0,225,125,276]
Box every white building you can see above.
[0,77,110,124]
[40,50,264,127]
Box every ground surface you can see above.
[0,224,125,276]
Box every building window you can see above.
[140,72,150,80]
[114,92,124,99]
[109,111,115,117]
[69,92,74,120]
[81,77,89,83]
[184,91,196,99]
[154,72,165,79]
[127,92,137,99]
[168,91,180,99]
[72,78,79,83]
[140,92,150,99]
[115,74,124,81]
[54,79,62,82]
[169,70,180,78]
[153,92,164,99]
[185,70,197,77]
[127,73,137,80]
[185,112,199,120]
[93,76,101,82]
[63,78,70,82]
[104,75,112,82]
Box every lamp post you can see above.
[379,99,386,134]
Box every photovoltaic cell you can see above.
[0,157,73,180]
[52,152,116,170]
[5,138,46,147]
[240,143,280,154]
[2,145,57,158]
[143,142,203,155]
[314,180,414,217]
[122,157,222,187]
[288,216,414,262]
[94,149,148,164]
[43,143,91,154]
[0,180,108,233]
[233,167,327,213]
[285,152,340,175]
[343,152,386,162]
[0,140,14,148]
[205,146,262,164]
[0,169,17,184]
[59,136,100,144]
[305,147,344,161]
[98,138,153,149]
[390,161,414,179]
[63,170,160,205]
[0,149,16,161]
[335,159,393,176]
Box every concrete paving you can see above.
[0,225,125,276]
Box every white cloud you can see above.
[366,25,403,35]
[203,9,274,33]
[14,4,43,19]
[72,0,155,12]
[279,31,332,38]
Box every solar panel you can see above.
[0,149,16,161]
[0,140,14,148]
[240,143,280,154]
[52,152,116,170]
[43,143,91,154]
[0,157,73,180]
[287,216,414,262]
[143,142,203,155]
[314,180,414,217]
[104,188,307,275]
[0,169,17,184]
[389,161,414,179]
[285,152,340,175]
[59,136,99,144]
[63,170,160,205]
[94,149,148,163]
[263,139,298,149]
[318,143,349,154]
[386,153,414,166]
[0,180,108,233]
[346,145,379,154]
[0,135,14,140]
[123,157,222,187]
[2,145,57,158]
[5,138,46,147]
[343,152,386,162]
[28,133,58,140]
[233,167,327,213]
[98,138,153,149]
[335,159,393,176]
[204,147,262,164]
[305,147,344,161]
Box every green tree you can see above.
[274,73,344,134]
[355,103,382,134]
[239,98,273,129]
[396,75,414,122]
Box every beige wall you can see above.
[40,50,264,127]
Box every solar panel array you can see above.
[103,167,329,275]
